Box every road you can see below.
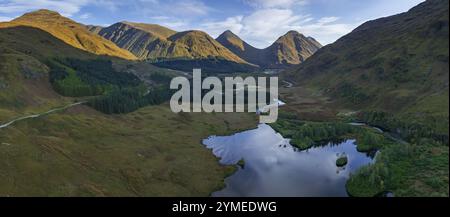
[0,102,86,130]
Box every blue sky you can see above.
[0,0,425,48]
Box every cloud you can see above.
[0,0,91,17]
[318,16,340,24]
[92,0,123,12]
[0,0,360,46]
[79,13,91,19]
[199,8,358,48]
[293,20,360,45]
[0,16,12,22]
[199,9,306,47]
[244,0,308,9]
[170,0,211,16]
[159,20,190,29]
[201,16,244,37]
[133,0,211,18]
[239,9,302,46]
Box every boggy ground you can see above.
[0,104,257,196]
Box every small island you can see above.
[336,155,348,167]
[237,159,245,169]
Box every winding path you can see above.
[0,102,86,130]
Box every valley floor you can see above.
[0,104,257,196]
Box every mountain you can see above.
[263,31,322,68]
[167,30,248,63]
[86,25,103,34]
[92,22,256,72]
[0,9,136,60]
[0,26,257,197]
[284,0,449,133]
[216,30,261,66]
[216,30,322,69]
[0,26,96,116]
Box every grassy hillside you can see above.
[0,26,92,119]
[280,0,449,197]
[166,30,249,63]
[0,25,183,119]
[0,25,259,196]
[0,9,136,60]
[0,104,257,196]
[284,0,449,135]
[271,111,448,197]
[121,22,177,39]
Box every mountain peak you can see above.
[94,22,249,65]
[20,9,62,18]
[283,30,305,38]
[218,30,241,40]
[222,30,237,36]
[287,30,300,34]
[216,30,252,53]
[8,9,137,60]
[13,9,70,24]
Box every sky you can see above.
[0,0,425,48]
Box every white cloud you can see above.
[133,0,211,18]
[244,0,308,9]
[159,20,190,29]
[170,0,211,16]
[293,21,360,45]
[201,16,244,37]
[239,9,301,46]
[92,0,123,12]
[0,0,91,17]
[150,16,170,20]
[318,16,340,24]
[199,8,359,48]
[0,16,12,22]
[79,13,91,19]
[0,0,361,46]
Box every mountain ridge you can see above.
[216,29,322,69]
[0,9,137,60]
[93,21,254,69]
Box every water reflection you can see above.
[203,124,375,197]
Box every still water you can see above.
[203,124,375,197]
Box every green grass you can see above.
[270,114,389,151]
[0,53,71,121]
[347,143,449,197]
[0,104,258,196]
[272,111,448,197]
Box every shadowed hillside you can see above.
[92,22,258,72]
[280,0,449,197]
[284,0,449,127]
[216,30,322,69]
